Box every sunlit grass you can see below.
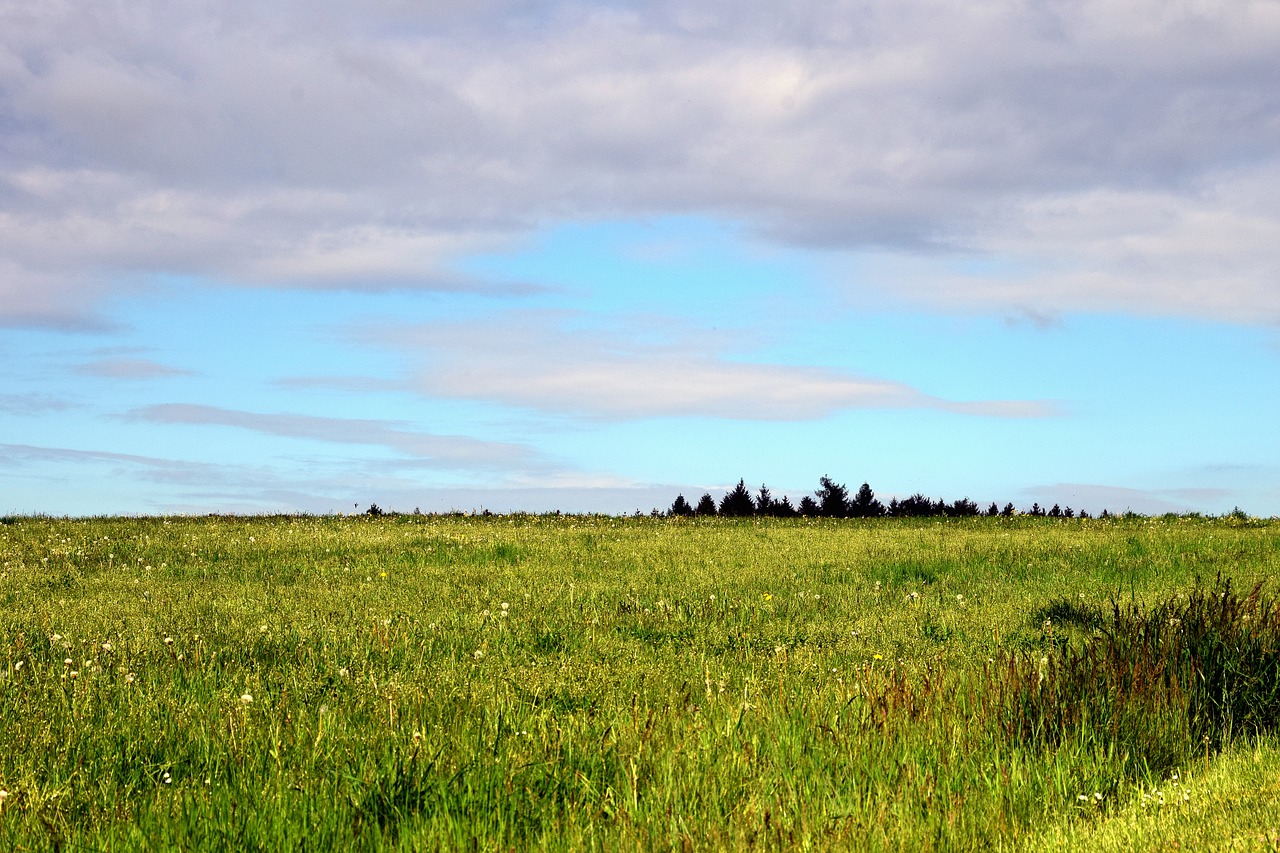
[0,513,1276,850]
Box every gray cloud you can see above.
[1018,482,1246,517]
[73,357,197,379]
[370,313,1058,420]
[0,393,74,415]
[3,0,1278,326]
[126,403,542,469]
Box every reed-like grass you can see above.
[0,514,1276,850]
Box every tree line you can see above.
[668,477,1102,519]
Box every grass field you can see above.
[1,513,1278,851]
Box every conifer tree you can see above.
[849,483,884,518]
[669,494,694,516]
[719,479,756,517]
[816,476,851,518]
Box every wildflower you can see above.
[259,625,268,634]
[762,593,772,602]
[69,670,78,679]
[126,673,136,684]
[163,636,173,646]
[1078,794,1089,802]
[64,658,73,667]
[379,572,387,579]
[0,789,7,802]
[338,667,349,678]
[240,693,253,704]
[873,654,883,661]
[473,650,484,661]
[101,643,112,652]
[163,771,172,785]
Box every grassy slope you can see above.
[0,514,1276,850]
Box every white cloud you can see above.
[2,0,1278,325]
[126,403,542,469]
[371,313,1057,420]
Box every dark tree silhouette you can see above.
[986,502,1000,517]
[849,483,884,518]
[1078,509,1091,519]
[1048,504,1063,518]
[798,495,819,517]
[755,484,775,515]
[1063,506,1075,519]
[775,495,798,517]
[695,493,718,516]
[816,476,851,518]
[719,479,756,517]
[1001,502,1015,517]
[893,494,938,517]
[669,494,694,516]
[1029,503,1046,517]
[948,497,980,517]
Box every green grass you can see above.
[0,513,1277,850]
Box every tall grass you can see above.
[0,514,1276,850]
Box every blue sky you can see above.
[2,1,1278,516]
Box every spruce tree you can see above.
[719,479,756,517]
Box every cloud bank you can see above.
[3,0,1278,327]
[367,314,1057,420]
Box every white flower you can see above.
[64,658,73,666]
[338,667,349,678]
[13,661,22,671]
[240,693,253,704]
[163,637,173,646]
[101,643,112,652]
[473,650,484,660]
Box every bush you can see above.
[999,575,1280,778]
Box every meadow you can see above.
[1,512,1278,851]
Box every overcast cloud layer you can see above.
[4,0,1279,328]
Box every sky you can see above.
[1,0,1278,517]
